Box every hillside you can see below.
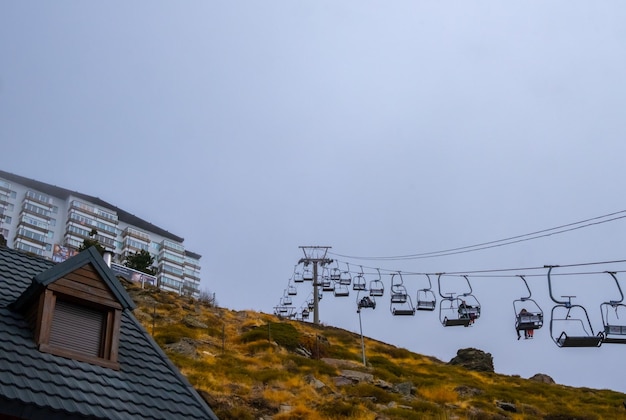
[125,282,626,420]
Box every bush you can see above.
[240,322,301,351]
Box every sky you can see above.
[2,1,626,393]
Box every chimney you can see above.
[103,250,113,267]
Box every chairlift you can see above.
[600,271,626,344]
[353,266,367,291]
[416,274,437,311]
[334,283,350,297]
[438,274,480,327]
[274,305,294,318]
[356,290,376,310]
[287,284,298,296]
[339,265,352,286]
[280,294,292,306]
[320,266,334,291]
[369,268,385,297]
[302,264,313,282]
[513,275,543,340]
[293,264,305,283]
[307,299,315,311]
[301,308,310,319]
[547,266,602,348]
[390,272,415,316]
[330,267,341,282]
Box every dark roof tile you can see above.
[0,247,217,420]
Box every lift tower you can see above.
[299,246,333,325]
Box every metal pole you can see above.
[358,308,366,366]
[313,261,320,325]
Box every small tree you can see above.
[198,288,217,307]
[124,249,156,275]
[79,228,105,255]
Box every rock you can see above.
[454,385,483,398]
[295,346,312,358]
[321,358,365,369]
[374,379,394,391]
[448,348,494,372]
[340,369,374,383]
[183,315,208,329]
[496,400,517,412]
[304,374,326,389]
[393,382,415,396]
[164,338,197,358]
[529,373,556,384]
[333,376,354,387]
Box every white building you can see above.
[0,170,202,297]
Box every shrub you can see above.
[240,322,301,351]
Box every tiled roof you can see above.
[0,247,218,420]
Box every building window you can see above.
[36,289,121,370]
[49,299,105,358]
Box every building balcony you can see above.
[161,240,184,254]
[158,253,185,266]
[17,219,50,234]
[184,272,201,282]
[14,231,50,247]
[122,227,150,242]
[24,191,53,207]
[20,206,52,220]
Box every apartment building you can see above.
[0,170,201,297]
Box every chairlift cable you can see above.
[329,211,626,261]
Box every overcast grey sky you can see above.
[3,2,626,393]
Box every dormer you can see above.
[12,247,135,370]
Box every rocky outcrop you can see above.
[448,348,494,372]
[528,373,555,384]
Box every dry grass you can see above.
[126,284,626,420]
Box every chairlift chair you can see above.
[600,271,626,344]
[513,276,544,339]
[280,294,292,306]
[322,278,334,292]
[320,266,334,291]
[301,308,310,319]
[294,270,304,283]
[439,295,471,327]
[416,274,436,311]
[274,305,289,315]
[547,266,603,348]
[437,274,480,327]
[330,266,341,282]
[334,283,350,297]
[390,272,415,316]
[302,264,313,282]
[357,291,376,310]
[369,268,385,297]
[353,266,367,291]
[287,285,298,296]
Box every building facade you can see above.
[0,170,202,297]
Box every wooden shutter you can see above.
[49,300,105,357]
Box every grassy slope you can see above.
[127,284,626,420]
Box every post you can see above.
[358,308,366,366]
[299,246,333,326]
[313,261,320,325]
